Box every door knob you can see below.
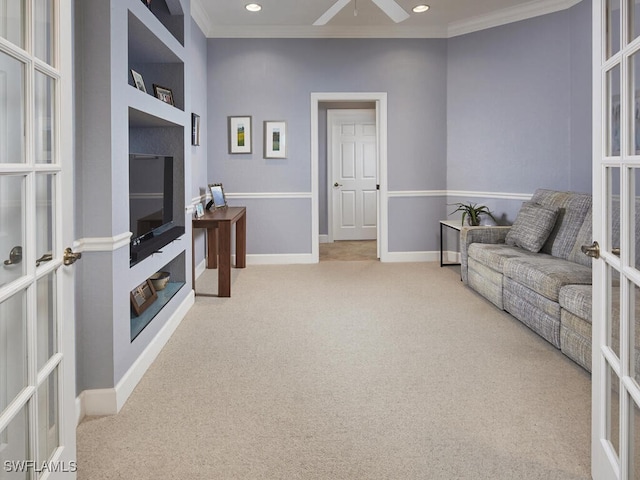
[3,246,22,265]
[36,253,53,266]
[334,182,343,187]
[581,241,600,259]
[63,247,82,266]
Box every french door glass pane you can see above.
[609,265,622,359]
[608,0,622,59]
[0,405,28,480]
[634,401,640,479]
[0,52,25,164]
[0,175,26,283]
[631,52,640,155]
[36,273,56,371]
[37,368,59,465]
[34,0,54,66]
[608,65,622,156]
[34,71,54,164]
[632,0,640,43]
[633,283,640,387]
[0,290,27,414]
[608,363,622,459]
[0,1,25,49]
[35,173,53,266]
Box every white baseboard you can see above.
[195,258,206,279]
[77,290,195,421]
[319,235,329,243]
[246,253,316,265]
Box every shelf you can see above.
[131,281,185,341]
[129,1,184,53]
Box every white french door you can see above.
[593,0,640,478]
[0,1,76,479]
[328,109,378,242]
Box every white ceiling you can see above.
[191,0,582,38]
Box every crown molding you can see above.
[447,0,583,38]
[202,25,448,39]
[191,0,213,37]
[191,0,582,39]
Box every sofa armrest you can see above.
[460,226,511,284]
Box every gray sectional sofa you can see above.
[460,189,595,371]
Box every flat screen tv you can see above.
[129,154,184,265]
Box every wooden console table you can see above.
[192,206,246,297]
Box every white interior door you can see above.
[0,1,77,478]
[592,1,640,478]
[329,109,377,241]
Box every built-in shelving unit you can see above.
[76,0,192,413]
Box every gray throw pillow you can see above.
[505,202,560,253]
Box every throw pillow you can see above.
[505,202,560,253]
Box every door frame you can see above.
[310,92,388,263]
[326,108,377,244]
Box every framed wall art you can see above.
[264,120,287,159]
[228,116,252,154]
[153,84,174,106]
[192,113,200,146]
[130,279,157,316]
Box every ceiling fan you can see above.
[313,0,410,26]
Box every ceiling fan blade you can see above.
[313,0,351,26]
[371,0,410,23]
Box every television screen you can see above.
[129,154,174,243]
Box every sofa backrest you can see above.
[530,188,592,261]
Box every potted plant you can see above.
[449,202,497,226]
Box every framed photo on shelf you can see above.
[264,121,287,159]
[153,84,174,106]
[192,113,200,146]
[130,279,157,317]
[195,202,205,218]
[130,69,146,93]
[228,116,252,154]
[206,183,227,210]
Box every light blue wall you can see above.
[205,3,591,256]
[190,18,208,268]
[446,1,592,224]
[207,38,448,254]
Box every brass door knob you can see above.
[581,241,600,259]
[63,248,82,266]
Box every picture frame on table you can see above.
[130,69,146,93]
[228,116,252,154]
[264,120,287,159]
[206,183,227,210]
[130,279,157,317]
[153,84,174,106]
[195,203,205,218]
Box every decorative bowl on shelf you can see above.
[149,271,170,291]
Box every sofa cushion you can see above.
[467,243,543,272]
[530,189,592,260]
[559,284,592,321]
[502,256,592,302]
[505,202,560,252]
[567,205,593,268]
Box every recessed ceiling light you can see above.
[412,4,430,13]
[245,3,262,12]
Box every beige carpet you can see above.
[320,240,377,261]
[76,262,591,479]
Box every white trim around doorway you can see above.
[311,92,389,263]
